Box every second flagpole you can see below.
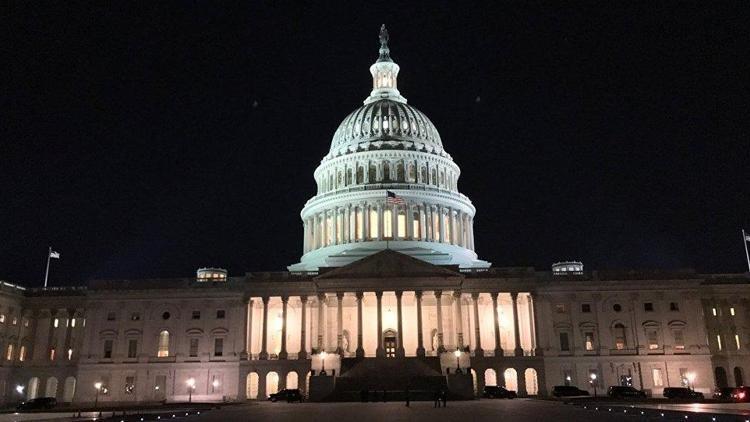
[43,246,52,289]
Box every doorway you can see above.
[383,329,397,358]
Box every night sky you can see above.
[5,3,750,287]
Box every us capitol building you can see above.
[1,27,748,405]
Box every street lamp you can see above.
[186,378,196,403]
[589,373,597,397]
[686,372,696,391]
[454,349,462,373]
[15,385,24,395]
[320,351,328,375]
[94,382,103,409]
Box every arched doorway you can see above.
[383,329,397,358]
[286,371,298,389]
[734,367,744,387]
[62,377,76,402]
[27,377,39,400]
[715,367,728,388]
[484,368,497,386]
[504,368,518,392]
[471,369,478,397]
[45,377,58,399]
[246,372,259,399]
[305,371,311,398]
[266,372,279,397]
[525,369,538,395]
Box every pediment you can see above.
[315,249,462,280]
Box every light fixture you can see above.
[212,380,220,388]
[15,385,24,394]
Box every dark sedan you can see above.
[608,386,647,399]
[268,388,303,402]
[482,386,517,399]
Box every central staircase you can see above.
[323,357,448,401]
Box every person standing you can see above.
[405,387,410,407]
[433,388,440,408]
[441,388,447,407]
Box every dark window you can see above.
[103,339,113,358]
[644,303,654,312]
[581,304,591,313]
[192,311,200,320]
[162,312,170,320]
[670,302,679,311]
[214,338,224,356]
[559,332,570,352]
[216,310,225,319]
[127,339,138,358]
[106,312,116,321]
[189,338,199,357]
[613,304,622,312]
[130,313,140,321]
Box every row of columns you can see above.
[303,203,475,253]
[317,160,457,195]
[245,291,541,360]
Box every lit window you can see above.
[584,332,595,351]
[23,319,29,327]
[53,318,59,328]
[71,318,76,327]
[712,308,717,316]
[730,307,736,316]
[12,317,17,325]
[648,330,659,350]
[717,334,722,351]
[735,334,741,350]
[673,329,685,350]
[401,120,408,130]
[356,209,364,240]
[369,209,379,239]
[19,346,26,362]
[0,314,5,323]
[214,338,224,356]
[396,212,406,238]
[383,119,389,130]
[67,348,73,360]
[6,344,14,360]
[50,348,56,361]
[614,324,626,350]
[157,331,170,357]
[383,209,393,238]
[652,368,664,387]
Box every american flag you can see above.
[386,190,405,205]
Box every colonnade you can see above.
[302,202,475,253]
[244,291,540,360]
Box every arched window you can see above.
[396,209,406,238]
[27,377,39,400]
[407,163,415,182]
[715,367,728,388]
[734,367,744,387]
[369,209,378,239]
[396,162,405,182]
[45,377,58,399]
[62,377,76,402]
[383,162,391,182]
[246,372,259,399]
[346,168,353,186]
[157,331,170,357]
[266,372,279,397]
[614,323,627,350]
[504,368,518,392]
[525,368,538,395]
[412,211,421,239]
[431,168,437,185]
[5,344,13,360]
[484,368,497,386]
[286,371,299,389]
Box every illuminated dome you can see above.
[289,26,490,271]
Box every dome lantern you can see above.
[365,24,407,105]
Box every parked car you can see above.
[482,386,517,399]
[16,397,57,411]
[268,388,303,402]
[663,387,704,400]
[713,387,736,400]
[732,386,749,402]
[608,386,647,399]
[552,385,590,397]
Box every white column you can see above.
[448,208,455,244]
[406,205,413,240]
[259,297,269,360]
[332,208,338,245]
[454,291,464,348]
[511,292,523,356]
[471,293,483,356]
[299,296,308,360]
[438,206,445,243]
[279,296,288,359]
[435,290,445,353]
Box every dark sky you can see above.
[4,2,750,287]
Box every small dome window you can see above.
[373,119,379,130]
[383,119,389,129]
[401,120,408,130]
[162,312,171,320]
[613,304,622,312]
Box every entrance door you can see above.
[384,336,397,358]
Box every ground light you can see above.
[320,351,328,375]
[589,373,597,397]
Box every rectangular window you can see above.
[717,334,723,351]
[369,209,379,239]
[211,375,222,393]
[50,348,56,361]
[5,344,13,360]
[189,338,199,357]
[712,307,718,316]
[673,329,685,350]
[71,318,76,327]
[412,213,421,239]
[555,304,566,313]
[128,339,138,358]
[584,332,595,351]
[397,212,406,238]
[559,332,570,352]
[103,339,113,358]
[730,307,736,316]
[107,312,116,321]
[216,310,225,319]
[214,338,224,356]
[12,317,18,325]
[648,330,659,350]
[581,304,591,313]
[652,368,664,386]
[125,376,135,395]
[644,303,654,312]
[53,318,59,327]
[19,346,26,362]
[669,302,679,311]
[0,314,4,323]
[192,311,201,320]
[383,209,393,238]
[734,334,741,350]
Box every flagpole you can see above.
[43,246,52,289]
[743,229,750,273]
